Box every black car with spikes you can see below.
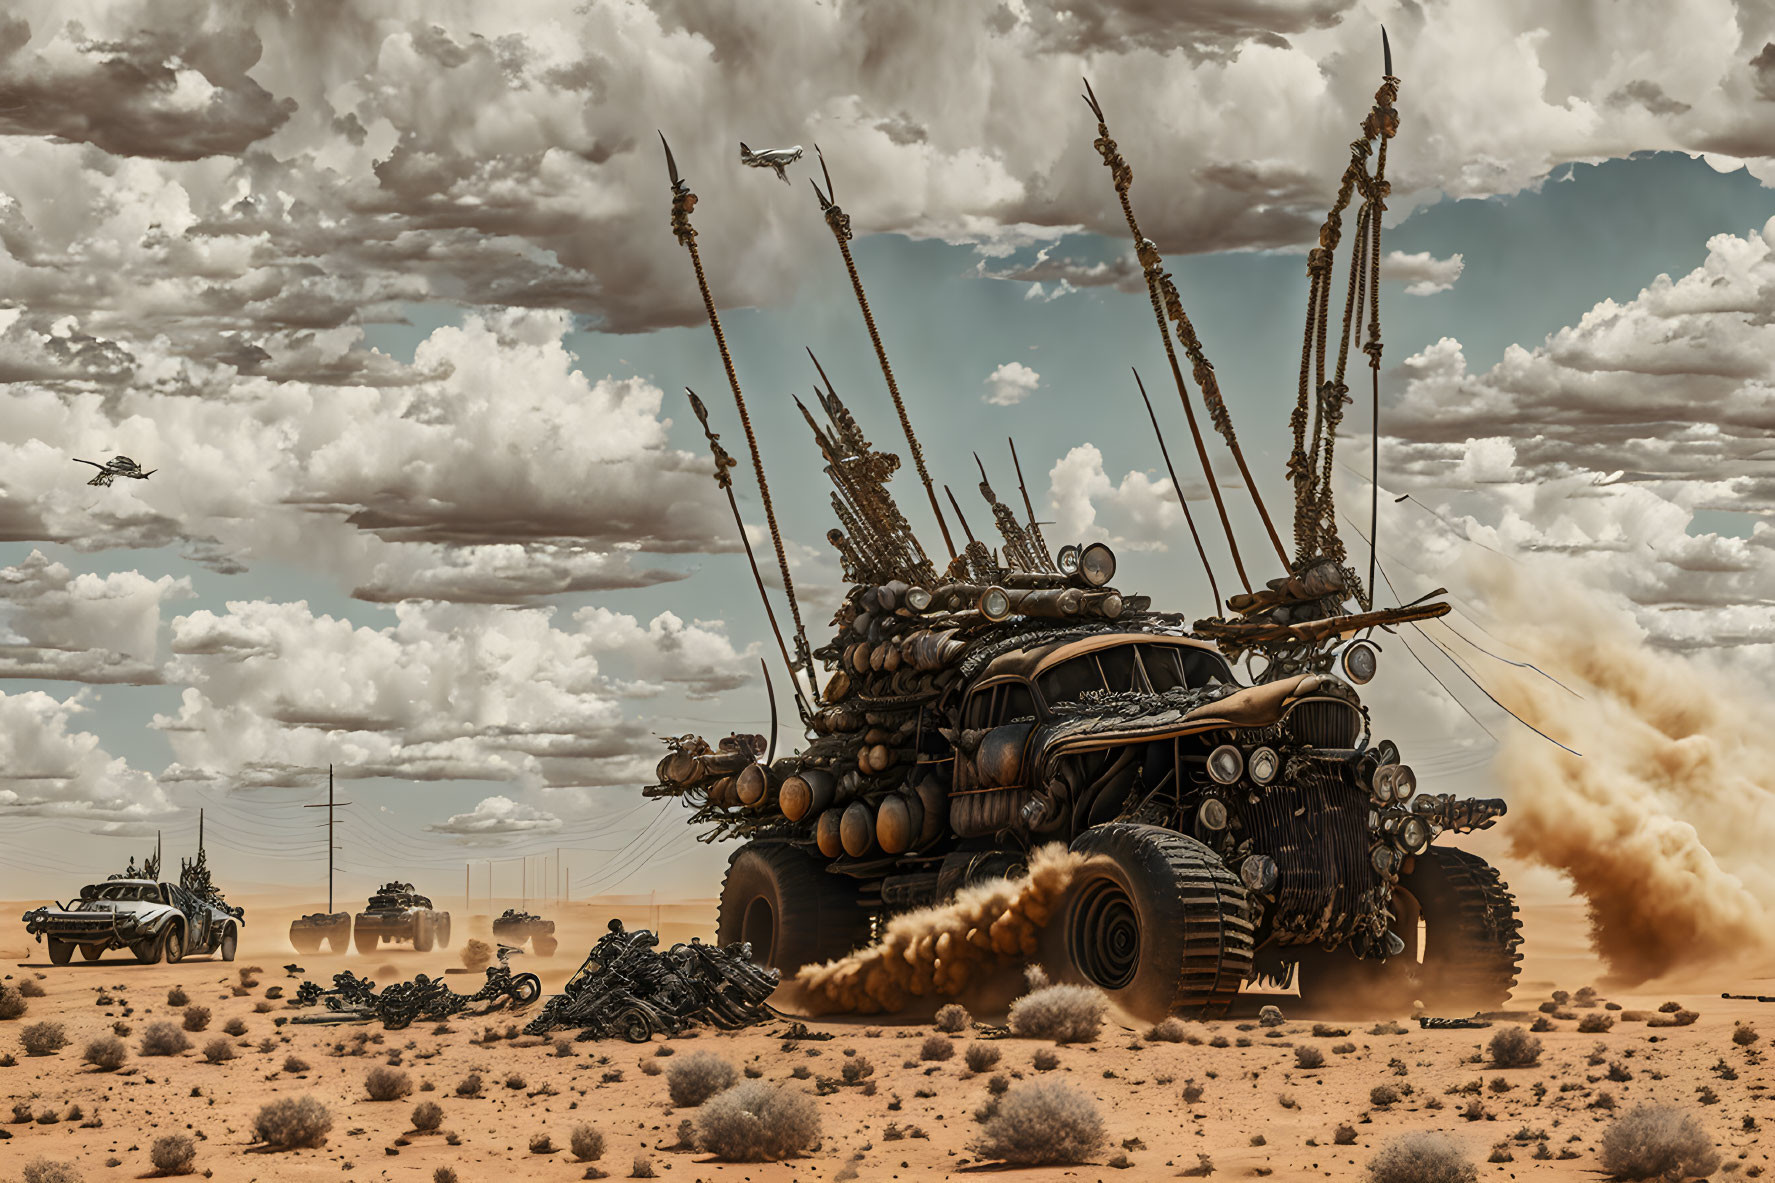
[649,36,1523,1020]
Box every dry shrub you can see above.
[1147,1017,1190,1043]
[412,1100,444,1132]
[1599,1105,1719,1181]
[934,1003,971,1033]
[139,1022,188,1057]
[1732,1023,1758,1046]
[1488,1026,1542,1067]
[695,1081,822,1161]
[166,987,188,1007]
[21,1022,69,1056]
[0,985,28,1020]
[1577,1012,1614,1034]
[1370,1084,1401,1107]
[842,1055,875,1084]
[970,1080,1105,1165]
[254,1095,333,1148]
[1032,1047,1060,1071]
[1008,984,1106,1044]
[631,1154,656,1178]
[181,1006,210,1033]
[366,1066,413,1101]
[571,1123,606,1161]
[965,1042,1001,1073]
[1365,1131,1478,1183]
[667,1051,739,1107]
[920,1033,955,1061]
[529,1132,554,1154]
[22,1160,82,1183]
[150,1133,196,1175]
[1295,1044,1325,1070]
[461,940,494,972]
[83,1036,127,1072]
[456,1073,483,1096]
[434,1170,457,1183]
[222,1018,247,1037]
[284,1054,310,1074]
[202,1038,234,1063]
[18,978,46,998]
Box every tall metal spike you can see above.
[1006,437,1054,570]
[1382,26,1392,78]
[808,145,958,563]
[1134,368,1223,611]
[660,134,819,707]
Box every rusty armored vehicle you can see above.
[352,882,452,956]
[649,40,1522,1019]
[492,908,558,957]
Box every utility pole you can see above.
[302,765,352,915]
[464,862,470,919]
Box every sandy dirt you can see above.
[2,880,1772,1182]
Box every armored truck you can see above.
[492,908,557,957]
[23,877,242,965]
[289,910,352,955]
[352,882,451,955]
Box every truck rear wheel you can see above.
[47,938,74,965]
[290,927,322,955]
[413,912,435,953]
[328,918,353,953]
[80,944,105,961]
[355,929,379,957]
[717,842,871,975]
[219,924,238,962]
[435,914,452,949]
[1039,823,1255,1021]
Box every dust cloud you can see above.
[1471,562,1775,984]
[790,844,1092,1014]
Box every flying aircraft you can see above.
[738,142,803,183]
[74,455,155,487]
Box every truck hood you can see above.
[1031,675,1357,763]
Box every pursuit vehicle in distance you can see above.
[352,882,452,955]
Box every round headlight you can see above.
[1340,639,1379,684]
[1240,854,1278,893]
[1375,738,1400,766]
[1196,797,1228,831]
[1079,542,1117,587]
[1391,764,1417,803]
[905,586,933,612]
[1248,746,1280,785]
[1398,815,1432,855]
[1056,544,1082,575]
[978,586,1012,622]
[1207,744,1244,785]
[1371,762,1398,802]
[1371,845,1400,875]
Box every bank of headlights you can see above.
[1207,743,1244,785]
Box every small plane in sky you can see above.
[739,142,803,183]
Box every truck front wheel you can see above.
[413,912,435,953]
[716,842,871,975]
[219,925,238,962]
[47,938,74,965]
[355,929,379,957]
[80,944,105,961]
[1039,823,1255,1021]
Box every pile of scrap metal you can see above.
[524,919,779,1042]
[292,947,540,1029]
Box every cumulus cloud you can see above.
[1383,249,1465,295]
[427,795,562,840]
[0,550,191,683]
[152,597,755,791]
[0,689,169,818]
[1046,442,1205,553]
[983,361,1041,406]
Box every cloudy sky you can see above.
[2,0,1773,912]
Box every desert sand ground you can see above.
[2,863,1771,1182]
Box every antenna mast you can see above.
[1133,368,1223,610]
[302,764,352,915]
[809,147,958,564]
[660,133,820,708]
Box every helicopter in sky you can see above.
[74,455,155,487]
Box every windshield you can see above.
[1038,642,1232,708]
[91,883,155,902]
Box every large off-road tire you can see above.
[47,938,74,965]
[161,924,185,965]
[716,842,872,975]
[327,918,352,953]
[219,924,238,962]
[79,944,105,961]
[354,928,379,957]
[290,927,323,955]
[133,936,162,965]
[435,914,452,949]
[1297,846,1522,1014]
[1409,846,1522,1010]
[1038,823,1255,1021]
[413,912,436,953]
[534,935,558,958]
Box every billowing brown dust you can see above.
[790,844,1091,1014]
[1472,561,1775,984]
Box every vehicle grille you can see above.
[43,917,114,932]
[1235,759,1382,946]
[1284,698,1361,749]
